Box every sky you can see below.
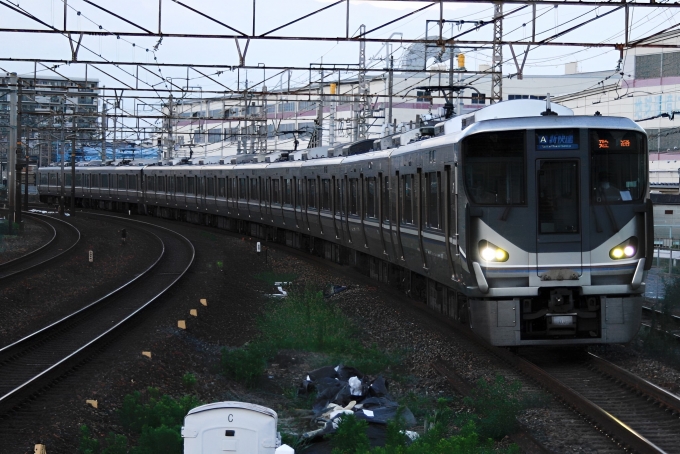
[2,0,679,126]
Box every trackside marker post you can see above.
[34,444,47,454]
[190,309,198,317]
[178,320,186,329]
[200,298,207,306]
[88,250,93,263]
[142,351,152,358]
[86,400,98,409]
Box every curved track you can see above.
[0,213,80,280]
[0,213,194,416]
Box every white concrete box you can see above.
[182,401,281,454]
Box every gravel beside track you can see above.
[0,215,53,265]
[0,214,78,279]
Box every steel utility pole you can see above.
[491,2,503,103]
[71,123,76,217]
[7,73,17,232]
[388,56,394,126]
[60,98,65,215]
[16,79,23,225]
[316,66,324,147]
[165,94,174,161]
[101,99,107,162]
[358,24,369,140]
[24,126,29,212]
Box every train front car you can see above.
[460,104,651,346]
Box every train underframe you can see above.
[42,195,643,347]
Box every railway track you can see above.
[642,305,680,341]
[0,213,194,417]
[515,349,680,454]
[0,212,80,280]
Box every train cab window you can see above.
[272,179,281,205]
[349,178,359,216]
[75,173,82,187]
[284,179,292,206]
[65,173,72,186]
[176,176,184,194]
[308,179,317,209]
[321,179,331,211]
[92,174,99,188]
[538,160,579,234]
[187,176,195,195]
[383,176,391,223]
[336,179,345,215]
[463,131,526,205]
[426,172,441,230]
[128,175,137,190]
[117,175,126,190]
[366,177,377,219]
[101,174,108,188]
[402,174,414,224]
[249,178,259,201]
[218,178,226,198]
[207,177,215,197]
[239,178,246,200]
[49,173,57,186]
[590,129,647,203]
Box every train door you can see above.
[535,159,583,278]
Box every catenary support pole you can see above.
[71,126,76,217]
[7,72,17,232]
[16,79,22,225]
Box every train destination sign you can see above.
[536,130,579,150]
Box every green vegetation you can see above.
[79,387,201,454]
[331,414,371,454]
[221,289,398,387]
[181,372,197,390]
[460,375,525,440]
[635,275,680,366]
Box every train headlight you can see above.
[479,240,509,262]
[609,237,638,260]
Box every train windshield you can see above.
[590,130,647,203]
[463,130,526,205]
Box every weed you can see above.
[330,413,370,454]
[78,425,99,454]
[133,424,183,454]
[101,433,128,454]
[182,372,197,390]
[461,375,525,440]
[119,387,201,433]
[221,342,272,388]
[281,432,311,451]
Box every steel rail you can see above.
[0,214,194,416]
[0,212,81,281]
[641,305,680,341]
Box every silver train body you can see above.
[37,101,653,346]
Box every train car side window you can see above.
[187,176,195,195]
[462,131,526,205]
[349,178,359,215]
[250,177,259,201]
[272,179,281,205]
[40,173,48,185]
[75,173,82,187]
[383,176,390,223]
[158,176,165,192]
[65,173,72,186]
[117,174,126,190]
[296,179,303,208]
[101,173,108,188]
[92,174,99,188]
[589,129,647,203]
[336,179,345,215]
[402,174,414,224]
[218,178,225,198]
[265,178,270,205]
[284,179,292,206]
[168,176,175,193]
[321,179,331,211]
[207,177,215,196]
[176,176,184,194]
[49,173,57,186]
[147,176,154,192]
[426,172,441,230]
[238,178,246,200]
[366,177,377,219]
[128,175,137,190]
[308,178,317,209]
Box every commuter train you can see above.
[37,100,652,346]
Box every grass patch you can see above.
[221,289,398,387]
